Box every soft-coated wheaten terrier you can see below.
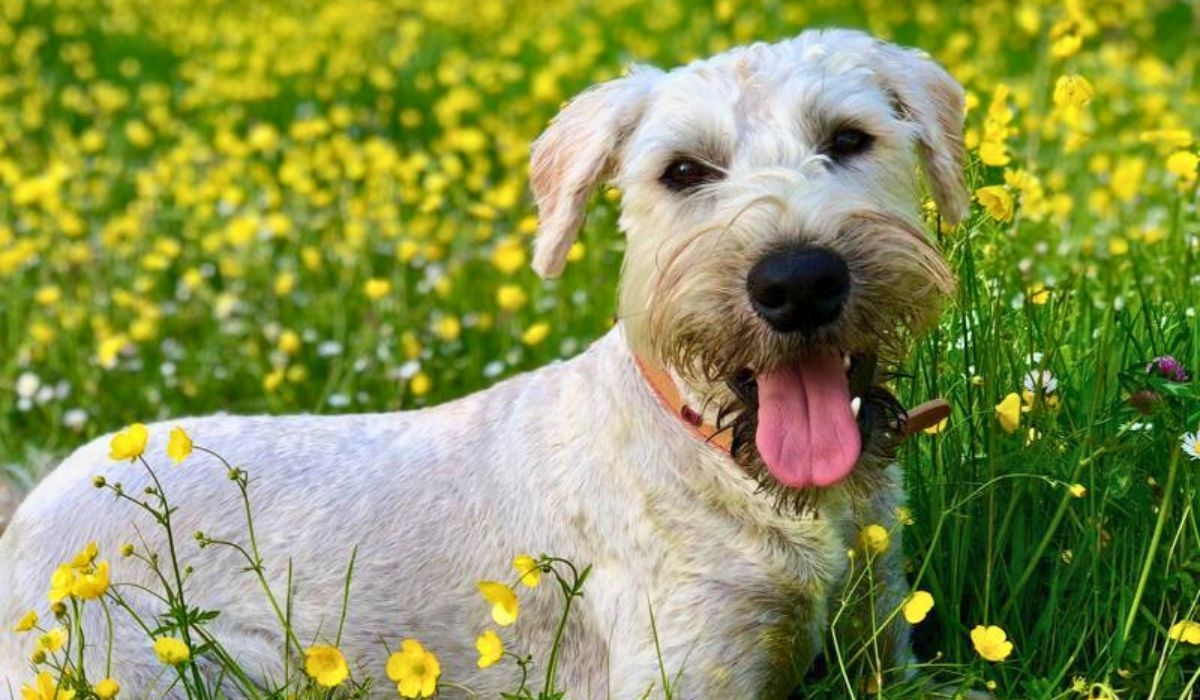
[1,28,965,698]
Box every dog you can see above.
[0,28,965,698]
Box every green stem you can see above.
[543,561,589,694]
[195,446,305,656]
[999,454,1084,620]
[1120,448,1180,651]
[335,547,358,646]
[101,597,115,677]
[138,457,207,699]
[70,597,84,678]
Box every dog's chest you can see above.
[626,489,856,672]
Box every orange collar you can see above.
[635,356,734,454]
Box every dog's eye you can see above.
[660,158,722,192]
[827,128,874,160]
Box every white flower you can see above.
[392,360,420,380]
[15,372,40,400]
[1023,369,1058,395]
[64,409,89,430]
[34,385,54,404]
[1182,431,1200,461]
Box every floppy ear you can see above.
[529,67,662,278]
[873,43,968,226]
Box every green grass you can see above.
[1,0,1198,696]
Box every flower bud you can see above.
[1128,389,1160,415]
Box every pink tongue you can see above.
[754,354,861,488]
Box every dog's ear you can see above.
[529,67,661,279]
[872,43,968,226]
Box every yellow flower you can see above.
[109,423,148,461]
[475,629,504,668]
[93,678,120,699]
[278,330,302,355]
[153,636,190,665]
[274,271,296,296]
[975,186,1014,222]
[1052,74,1094,110]
[47,565,75,603]
[263,368,285,393]
[36,627,68,654]
[304,645,349,687]
[857,524,890,556]
[70,542,98,568]
[521,322,550,346]
[513,554,541,588]
[970,625,1014,662]
[995,393,1021,434]
[34,285,62,306]
[1068,483,1087,498]
[410,372,432,397]
[902,591,934,624]
[167,427,193,463]
[248,124,279,151]
[1049,19,1082,58]
[1168,620,1200,645]
[978,141,1010,167]
[124,120,154,148]
[1139,129,1193,149]
[496,284,528,312]
[71,561,109,599]
[434,315,461,342]
[20,671,75,700]
[491,237,527,275]
[478,580,519,626]
[1166,151,1198,184]
[1027,282,1051,305]
[14,610,38,633]
[97,334,129,369]
[364,278,392,301]
[386,639,441,698]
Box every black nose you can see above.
[747,248,850,334]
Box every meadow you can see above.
[1,0,1199,697]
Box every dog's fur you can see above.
[0,29,965,698]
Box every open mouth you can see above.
[728,351,890,490]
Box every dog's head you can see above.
[529,30,964,501]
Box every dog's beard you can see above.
[641,287,928,516]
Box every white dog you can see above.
[0,28,964,698]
